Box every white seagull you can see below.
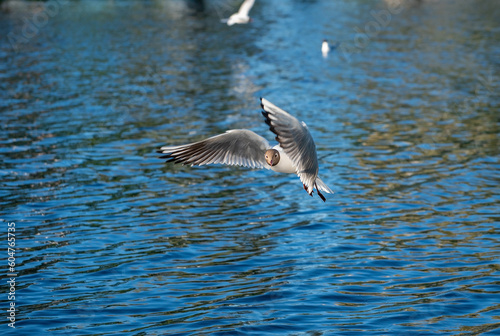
[221,0,255,26]
[322,39,330,57]
[158,98,333,201]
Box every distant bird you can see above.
[322,39,330,57]
[158,98,333,201]
[221,0,255,26]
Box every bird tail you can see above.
[315,177,333,194]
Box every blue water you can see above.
[1,0,499,335]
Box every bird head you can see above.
[265,149,280,167]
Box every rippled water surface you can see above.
[1,0,499,335]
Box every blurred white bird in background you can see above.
[221,0,255,26]
[322,39,330,57]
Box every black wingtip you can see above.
[158,154,186,165]
[260,97,266,110]
[167,157,186,165]
[315,183,327,202]
[261,111,270,125]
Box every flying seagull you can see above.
[158,98,333,201]
[221,0,255,26]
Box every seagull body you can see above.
[159,98,333,201]
[267,145,295,174]
[222,0,255,26]
[322,39,330,57]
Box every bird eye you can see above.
[275,154,278,157]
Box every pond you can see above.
[1,0,499,335]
